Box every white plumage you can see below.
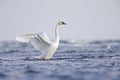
[16,21,66,60]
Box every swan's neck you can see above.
[55,24,60,44]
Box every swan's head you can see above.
[57,21,66,26]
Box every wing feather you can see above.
[16,32,52,52]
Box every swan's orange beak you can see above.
[62,22,67,25]
[64,22,67,25]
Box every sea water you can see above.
[0,40,120,80]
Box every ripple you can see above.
[0,40,120,80]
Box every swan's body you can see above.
[16,21,66,60]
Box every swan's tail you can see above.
[16,34,35,42]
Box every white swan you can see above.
[16,21,66,60]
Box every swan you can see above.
[16,21,66,60]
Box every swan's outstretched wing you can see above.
[16,32,51,52]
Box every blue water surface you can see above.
[0,40,120,80]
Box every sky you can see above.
[0,0,120,41]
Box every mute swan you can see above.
[16,21,66,60]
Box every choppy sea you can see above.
[0,40,120,80]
